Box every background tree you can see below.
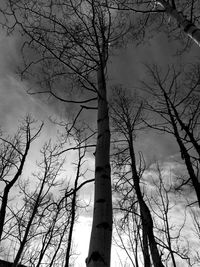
[113,209,142,267]
[10,140,65,267]
[147,164,193,266]
[111,87,164,267]
[143,63,200,207]
[2,124,94,267]
[0,115,43,243]
[64,127,89,267]
[0,115,95,267]
[114,0,200,48]
[110,84,199,265]
[114,159,198,266]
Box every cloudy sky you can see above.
[0,7,200,266]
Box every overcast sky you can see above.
[0,13,200,265]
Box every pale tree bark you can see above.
[0,2,129,266]
[156,0,200,47]
[86,64,112,267]
[114,0,200,48]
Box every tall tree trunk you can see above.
[86,66,112,267]
[157,0,200,47]
[129,130,164,267]
[142,226,151,267]
[138,192,164,267]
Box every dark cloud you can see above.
[0,21,198,177]
[0,31,20,77]
[135,130,179,164]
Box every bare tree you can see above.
[143,63,200,207]
[113,202,143,267]
[111,87,164,267]
[0,2,130,266]
[64,127,89,267]
[9,140,65,267]
[0,121,95,267]
[188,205,200,265]
[113,0,200,48]
[147,164,193,266]
[0,115,43,243]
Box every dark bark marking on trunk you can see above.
[98,130,110,140]
[95,166,104,172]
[97,115,109,123]
[96,222,111,229]
[98,133,103,139]
[101,174,110,180]
[95,166,110,180]
[87,251,106,264]
[96,198,106,203]
[105,164,111,170]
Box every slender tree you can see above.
[111,87,164,267]
[11,141,65,267]
[147,164,191,266]
[0,116,43,243]
[113,202,143,267]
[143,64,200,207]
[64,128,88,267]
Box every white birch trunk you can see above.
[157,0,200,47]
[86,66,112,267]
